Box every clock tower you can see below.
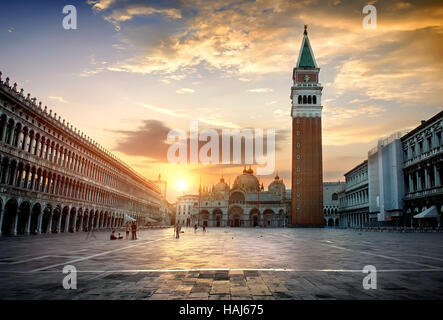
[290,26,324,227]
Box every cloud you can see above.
[48,96,68,103]
[273,109,286,118]
[86,0,443,186]
[88,1,181,30]
[247,88,273,93]
[323,105,386,120]
[113,120,171,161]
[176,88,195,94]
[88,0,443,90]
[137,102,241,129]
[113,119,289,165]
[87,0,115,11]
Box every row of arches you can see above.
[297,95,317,105]
[0,198,143,236]
[0,113,119,187]
[0,155,155,214]
[195,207,287,228]
[324,208,338,215]
[325,218,340,227]
[0,112,158,200]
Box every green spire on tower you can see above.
[296,25,318,68]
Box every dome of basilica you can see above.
[214,177,229,193]
[268,174,286,195]
[233,167,260,192]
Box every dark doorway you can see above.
[2,199,18,235]
[41,207,51,234]
[52,208,61,233]
[17,202,31,235]
[253,215,258,227]
[30,203,41,234]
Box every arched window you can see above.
[313,96,317,104]
[12,123,21,147]
[332,193,338,201]
[308,96,312,104]
[303,96,307,104]
[0,114,7,141]
[5,119,15,145]
[298,96,302,104]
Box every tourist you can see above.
[110,230,117,240]
[175,224,180,239]
[203,224,206,232]
[194,224,197,233]
[125,222,130,239]
[131,221,138,240]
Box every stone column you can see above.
[47,214,53,233]
[416,171,422,191]
[72,214,77,233]
[0,210,3,236]
[25,213,31,235]
[37,213,43,234]
[435,165,441,187]
[13,214,18,236]
[424,168,430,189]
[17,130,24,148]
[259,210,264,227]
[65,214,70,233]
[57,214,62,233]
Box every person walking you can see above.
[175,224,180,239]
[194,224,197,233]
[203,224,206,232]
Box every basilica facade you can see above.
[196,167,289,228]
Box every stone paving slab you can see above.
[0,228,443,299]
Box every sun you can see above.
[177,180,187,192]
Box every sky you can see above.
[1,0,442,202]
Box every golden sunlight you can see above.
[176,179,188,192]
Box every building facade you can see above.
[290,26,324,227]
[323,182,345,226]
[176,194,199,227]
[198,168,289,227]
[337,111,443,228]
[0,72,163,236]
[401,111,443,227]
[339,161,370,228]
[368,132,405,225]
[153,174,171,225]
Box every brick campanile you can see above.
[290,25,324,227]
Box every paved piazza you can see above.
[0,228,443,300]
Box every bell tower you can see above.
[290,25,324,227]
